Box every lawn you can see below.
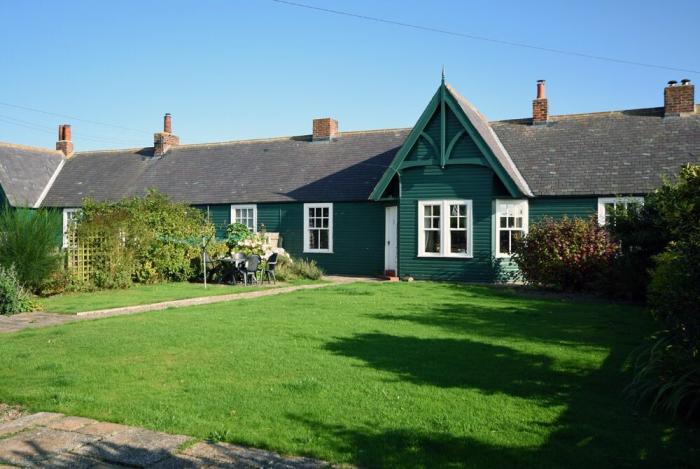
[36,280,315,314]
[1,282,697,467]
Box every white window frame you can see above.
[597,197,644,225]
[494,199,529,258]
[62,208,80,248]
[303,203,333,253]
[230,204,258,232]
[417,200,473,258]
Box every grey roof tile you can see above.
[491,108,700,196]
[41,130,409,207]
[0,143,63,207]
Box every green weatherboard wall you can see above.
[398,165,500,282]
[200,202,386,276]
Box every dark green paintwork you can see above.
[398,165,499,282]
[199,202,386,276]
[530,198,598,222]
[370,81,525,200]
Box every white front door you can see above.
[384,206,398,274]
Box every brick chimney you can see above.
[154,113,180,156]
[312,117,338,141]
[532,80,548,125]
[664,79,695,116]
[56,124,74,157]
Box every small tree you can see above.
[512,216,618,291]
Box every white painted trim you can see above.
[230,204,258,232]
[62,208,80,248]
[494,199,529,258]
[417,199,473,258]
[597,196,644,225]
[33,159,65,208]
[303,203,333,253]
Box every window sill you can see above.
[303,250,334,254]
[417,254,473,259]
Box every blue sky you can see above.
[1,0,698,151]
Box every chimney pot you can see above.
[56,123,74,157]
[664,79,695,116]
[536,80,546,99]
[532,80,548,125]
[164,113,172,133]
[312,117,338,141]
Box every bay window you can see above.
[304,203,333,253]
[495,200,528,257]
[418,200,472,257]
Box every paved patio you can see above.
[0,276,372,334]
[0,411,331,468]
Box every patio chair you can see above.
[226,252,247,284]
[262,253,278,284]
[240,254,260,286]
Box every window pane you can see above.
[424,230,440,253]
[508,216,515,228]
[515,217,522,228]
[309,229,318,250]
[319,230,329,249]
[450,231,467,254]
[511,230,523,246]
[499,230,510,254]
[500,217,507,228]
[322,207,329,217]
[451,216,458,229]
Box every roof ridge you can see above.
[0,141,63,155]
[73,128,412,155]
[491,106,668,124]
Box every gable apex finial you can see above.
[441,65,445,84]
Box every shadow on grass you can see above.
[325,333,574,401]
[314,285,695,468]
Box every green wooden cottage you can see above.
[0,78,698,281]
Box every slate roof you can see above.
[41,129,410,207]
[29,99,700,207]
[491,107,700,196]
[0,143,64,207]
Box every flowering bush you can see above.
[234,232,290,262]
[512,216,619,291]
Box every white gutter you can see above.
[33,158,65,208]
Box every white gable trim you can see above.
[33,158,65,208]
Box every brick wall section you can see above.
[56,140,74,157]
[532,98,548,124]
[664,83,695,116]
[312,118,338,140]
[154,132,180,156]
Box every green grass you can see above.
[36,280,317,314]
[1,282,697,467]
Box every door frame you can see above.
[384,206,398,275]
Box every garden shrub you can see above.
[225,223,250,250]
[72,190,214,288]
[0,265,36,315]
[0,207,62,292]
[275,257,323,281]
[512,216,618,291]
[626,164,700,420]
